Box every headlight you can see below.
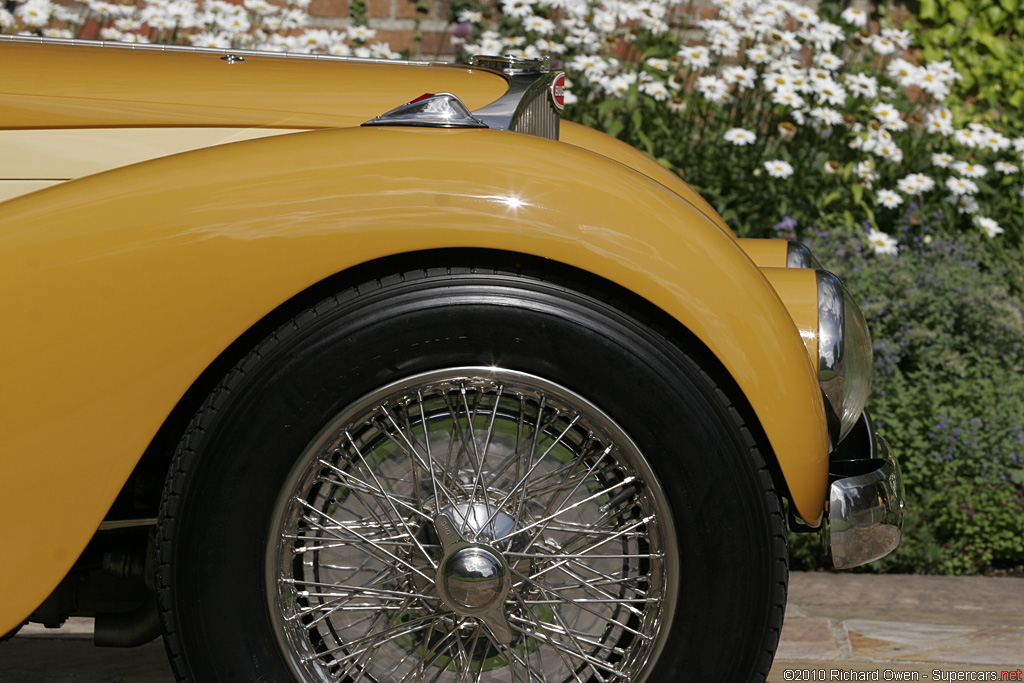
[786,241,822,269]
[817,271,872,449]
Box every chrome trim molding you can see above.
[361,54,564,139]
[786,241,821,269]
[469,55,562,139]
[824,431,906,569]
[817,270,846,446]
[469,54,551,75]
[363,92,488,129]
[816,270,873,448]
[0,33,442,67]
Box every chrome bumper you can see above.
[822,415,907,569]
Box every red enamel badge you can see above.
[550,72,565,111]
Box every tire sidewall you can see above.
[160,273,783,682]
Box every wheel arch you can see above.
[0,126,826,634]
[124,248,795,521]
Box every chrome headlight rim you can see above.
[786,241,822,269]
[816,270,873,450]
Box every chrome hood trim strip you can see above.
[0,33,443,67]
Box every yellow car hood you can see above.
[0,38,510,130]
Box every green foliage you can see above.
[790,221,1024,574]
[542,2,1024,248]
[894,0,1024,133]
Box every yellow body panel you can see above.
[0,179,62,202]
[737,238,790,268]
[761,268,820,364]
[560,121,734,236]
[1,40,507,129]
[0,126,829,632]
[0,127,305,180]
[0,38,832,632]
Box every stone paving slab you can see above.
[781,573,1024,671]
[769,661,1024,683]
[0,572,1021,682]
[846,620,1024,666]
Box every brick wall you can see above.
[308,0,454,57]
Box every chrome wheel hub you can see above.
[267,368,678,683]
[439,546,506,610]
[433,512,514,644]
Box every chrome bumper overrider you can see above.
[822,417,907,570]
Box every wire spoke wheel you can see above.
[267,368,678,683]
[159,265,787,683]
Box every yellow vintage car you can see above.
[0,35,904,683]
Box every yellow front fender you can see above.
[0,126,828,631]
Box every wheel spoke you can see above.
[346,430,438,569]
[270,369,674,683]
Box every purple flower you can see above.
[774,216,798,231]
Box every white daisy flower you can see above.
[603,74,637,97]
[502,0,536,18]
[810,107,843,126]
[525,15,555,34]
[764,160,794,178]
[845,73,878,99]
[815,52,843,71]
[813,80,847,106]
[640,80,669,101]
[867,228,899,255]
[696,76,730,103]
[807,21,844,51]
[975,216,1004,238]
[919,70,950,100]
[875,142,904,164]
[723,128,757,145]
[347,25,376,41]
[855,160,878,185]
[678,45,711,70]
[945,176,979,195]
[932,152,954,168]
[871,102,901,126]
[840,7,867,27]
[948,195,979,214]
[953,161,987,178]
[954,128,981,148]
[190,31,231,48]
[16,0,54,25]
[925,110,954,136]
[995,161,1020,175]
[870,35,896,55]
[982,132,1011,152]
[897,174,936,194]
[746,44,772,64]
[876,189,903,209]
[722,66,757,90]
[772,88,805,108]
[887,58,921,88]
[883,27,913,49]
[788,5,819,25]
[762,71,794,92]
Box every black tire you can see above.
[157,262,787,683]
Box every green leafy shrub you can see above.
[790,219,1024,574]
[444,0,1024,247]
[893,0,1024,133]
